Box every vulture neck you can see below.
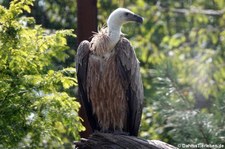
[107,21,122,51]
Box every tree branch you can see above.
[74,132,178,149]
[157,4,225,16]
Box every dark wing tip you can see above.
[116,38,144,136]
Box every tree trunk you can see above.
[74,132,178,149]
[77,0,97,44]
[76,0,98,138]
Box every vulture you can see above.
[76,8,144,136]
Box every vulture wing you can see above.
[76,40,99,132]
[76,38,143,136]
[115,38,144,136]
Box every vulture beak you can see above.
[128,14,144,24]
[133,14,144,24]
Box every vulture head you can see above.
[107,8,143,31]
[107,8,143,27]
[90,8,143,53]
[102,8,143,51]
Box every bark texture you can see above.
[74,132,178,149]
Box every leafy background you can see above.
[0,0,225,148]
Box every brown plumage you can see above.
[76,8,143,136]
[90,28,111,55]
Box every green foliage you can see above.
[0,0,84,148]
[98,0,225,146]
[1,0,225,147]
[127,0,225,146]
[34,0,77,29]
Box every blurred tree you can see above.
[127,0,225,146]
[98,0,225,146]
[0,0,77,29]
[0,0,84,148]
[0,0,80,67]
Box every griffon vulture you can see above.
[76,8,144,136]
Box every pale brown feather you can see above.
[77,33,143,136]
[90,28,111,56]
[86,53,128,131]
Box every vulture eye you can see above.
[125,12,129,16]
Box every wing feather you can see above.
[76,40,99,132]
[115,38,144,136]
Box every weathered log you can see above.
[74,132,178,149]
